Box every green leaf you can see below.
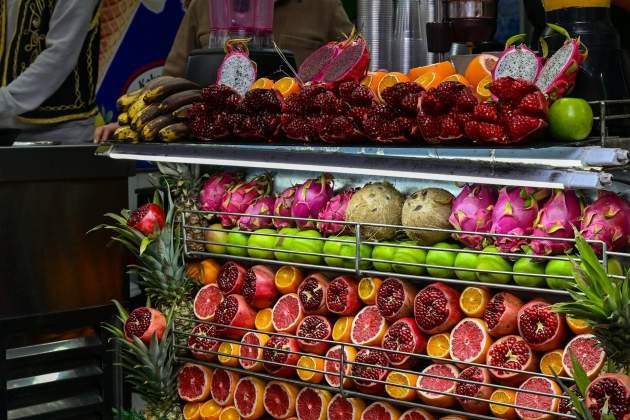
[570,351,591,396]
[111,300,129,322]
[140,236,151,256]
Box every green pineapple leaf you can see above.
[570,351,591,396]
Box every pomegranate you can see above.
[127,203,165,236]
[455,367,494,415]
[124,307,166,344]
[296,315,332,355]
[242,265,278,309]
[188,323,220,361]
[382,317,427,369]
[262,335,300,377]
[297,273,329,315]
[487,335,538,385]
[517,300,567,352]
[213,294,256,339]
[585,373,630,420]
[376,277,418,321]
[483,292,523,337]
[414,282,463,334]
[217,261,248,295]
[326,275,361,316]
[351,348,390,395]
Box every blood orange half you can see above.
[360,402,400,420]
[263,381,299,419]
[272,293,304,333]
[562,334,606,380]
[177,363,212,402]
[514,377,562,420]
[400,408,436,420]
[234,376,265,420]
[449,318,492,366]
[295,387,332,420]
[326,394,366,420]
[350,305,388,346]
[239,332,269,371]
[211,368,240,406]
[193,284,224,320]
[416,363,460,408]
[324,345,357,388]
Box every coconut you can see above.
[345,182,405,241]
[402,188,454,244]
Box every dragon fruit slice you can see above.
[217,39,257,96]
[529,189,582,255]
[238,196,276,231]
[535,24,588,101]
[493,34,547,82]
[580,192,630,255]
[273,186,298,229]
[219,174,273,227]
[291,174,334,230]
[317,189,357,236]
[199,172,243,212]
[490,187,549,253]
[449,184,498,249]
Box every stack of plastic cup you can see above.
[392,0,428,73]
[358,0,394,71]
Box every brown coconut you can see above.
[402,188,454,244]
[345,182,405,241]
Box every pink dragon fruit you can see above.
[529,189,583,255]
[490,187,549,253]
[317,188,357,236]
[493,34,547,83]
[579,191,630,255]
[291,174,334,230]
[199,172,243,212]
[534,24,588,101]
[238,196,276,231]
[219,174,273,227]
[449,184,498,249]
[273,186,297,229]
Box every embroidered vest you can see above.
[0,0,100,124]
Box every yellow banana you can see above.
[113,126,140,142]
[128,91,150,120]
[117,112,130,126]
[115,88,144,112]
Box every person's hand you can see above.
[94,122,119,144]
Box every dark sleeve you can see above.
[163,0,199,77]
[328,0,354,41]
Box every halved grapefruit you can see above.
[327,394,365,420]
[324,345,356,388]
[360,402,400,420]
[233,376,265,419]
[514,377,562,420]
[416,363,460,408]
[239,332,269,372]
[351,305,388,346]
[295,387,331,420]
[263,381,299,419]
[562,334,606,380]
[272,293,304,333]
[177,363,213,403]
[193,284,224,321]
[449,318,492,366]
[211,368,240,406]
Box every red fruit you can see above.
[321,35,370,86]
[517,300,567,352]
[193,284,224,321]
[419,91,446,115]
[351,348,390,395]
[414,282,463,334]
[363,116,408,143]
[455,367,494,415]
[417,363,460,408]
[317,115,363,144]
[201,84,240,109]
[506,114,548,144]
[178,363,212,402]
[239,332,267,372]
[416,115,441,139]
[127,203,165,236]
[188,323,220,361]
[211,368,239,406]
[241,88,284,114]
[516,91,549,118]
[562,334,606,380]
[455,88,478,112]
[282,116,318,142]
[326,275,361,316]
[214,294,256,339]
[515,377,562,420]
[436,81,467,103]
[436,114,464,142]
[473,102,499,122]
[350,305,388,346]
[483,292,523,337]
[298,43,339,82]
[324,345,355,388]
[271,293,304,334]
[489,77,538,104]
[338,80,361,101]
[487,335,537,385]
[350,84,377,106]
[264,381,297,419]
[361,402,400,420]
[296,387,329,420]
[124,307,166,344]
[296,315,332,355]
[262,335,300,377]
[376,277,417,321]
[297,273,329,315]
[467,121,510,144]
[327,394,365,420]
[400,408,436,420]
[585,373,630,420]
[242,265,278,309]
[233,377,265,419]
[382,317,427,369]
[217,261,248,295]
[382,82,424,109]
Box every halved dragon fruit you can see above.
[493,34,547,83]
[535,24,588,101]
[238,196,276,231]
[291,174,334,230]
[317,189,357,236]
[579,192,630,255]
[217,40,257,96]
[199,172,243,212]
[273,186,297,229]
[529,189,582,255]
[449,184,498,249]
[219,174,273,227]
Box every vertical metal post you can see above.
[602,243,609,275]
[600,101,606,146]
[355,224,362,278]
[339,343,346,397]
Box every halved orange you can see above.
[361,71,388,95]
[200,400,223,420]
[200,259,221,285]
[490,389,517,420]
[254,308,273,332]
[218,342,240,367]
[385,371,418,401]
[567,316,594,334]
[358,277,382,305]
[459,286,490,317]
[464,53,498,87]
[218,406,241,420]
[186,261,203,284]
[427,332,451,361]
[296,355,325,383]
[332,316,353,342]
[441,73,472,86]
[414,71,441,90]
[274,266,303,294]
[540,349,566,376]
[377,72,410,101]
[273,77,301,97]
[250,78,274,90]
[184,402,202,420]
[408,61,456,82]
[476,75,493,100]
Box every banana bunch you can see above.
[114,76,198,142]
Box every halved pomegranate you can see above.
[455,366,494,415]
[296,315,332,355]
[242,265,278,309]
[262,335,300,377]
[487,335,538,385]
[187,323,220,361]
[326,275,361,315]
[297,273,329,315]
[376,277,418,321]
[382,317,426,369]
[351,348,390,395]
[517,300,567,352]
[414,282,463,334]
[217,261,248,295]
[124,307,166,344]
[585,373,630,420]
[483,292,523,337]
[128,203,165,236]
[416,363,460,408]
[213,294,256,339]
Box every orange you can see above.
[200,400,223,420]
[427,332,451,361]
[219,406,241,420]
[254,308,274,332]
[296,355,325,383]
[186,261,203,284]
[184,402,202,420]
[274,266,303,294]
[332,316,353,342]
[476,75,493,100]
[385,371,418,401]
[490,389,517,420]
[200,259,221,285]
[273,77,301,97]
[464,53,498,87]
[414,71,441,90]
[540,349,566,376]
[358,277,382,305]
[442,74,472,85]
[408,61,456,82]
[567,316,594,334]
[377,72,410,101]
[250,78,274,90]
[459,286,490,317]
[218,342,240,367]
[361,71,388,94]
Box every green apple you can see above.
[546,256,576,289]
[607,257,624,276]
[247,228,278,259]
[549,98,594,142]
[454,249,479,281]
[513,256,546,287]
[476,246,513,284]
[339,237,373,269]
[323,237,345,267]
[274,228,299,262]
[371,242,398,272]
[426,242,461,278]
[292,230,324,265]
[392,241,427,275]
[204,223,228,254]
[226,228,250,257]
